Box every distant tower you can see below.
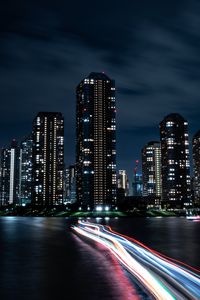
[133,160,139,185]
[76,72,116,209]
[132,160,143,196]
[32,112,64,206]
[117,170,129,196]
[64,165,76,204]
[160,113,191,207]
[0,140,21,206]
[65,167,70,202]
[142,142,161,197]
[192,130,200,206]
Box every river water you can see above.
[0,217,199,300]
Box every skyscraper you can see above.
[142,141,161,197]
[192,130,200,206]
[160,113,191,207]
[32,112,64,206]
[117,170,129,196]
[0,140,20,206]
[20,135,33,205]
[0,148,10,206]
[64,165,76,204]
[76,72,116,209]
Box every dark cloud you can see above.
[1,0,200,180]
[117,86,151,97]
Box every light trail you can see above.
[71,221,200,300]
[100,225,200,297]
[105,225,200,275]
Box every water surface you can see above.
[0,217,199,300]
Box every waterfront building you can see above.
[192,130,200,206]
[76,72,116,209]
[159,113,191,207]
[0,140,20,206]
[32,112,64,206]
[142,141,161,197]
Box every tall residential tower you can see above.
[142,141,161,197]
[192,130,200,206]
[160,113,191,207]
[76,72,116,209]
[32,112,64,206]
[0,140,21,206]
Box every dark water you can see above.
[0,217,199,300]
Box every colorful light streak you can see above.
[72,221,200,300]
[186,216,200,221]
[105,225,200,275]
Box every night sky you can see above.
[1,0,200,181]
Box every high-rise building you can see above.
[117,170,129,196]
[32,112,64,206]
[76,72,116,209]
[20,135,33,205]
[192,130,200,206]
[160,113,191,207]
[132,173,143,197]
[64,167,70,202]
[0,148,10,206]
[142,141,161,197]
[64,165,76,204]
[0,140,20,206]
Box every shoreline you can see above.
[0,209,187,218]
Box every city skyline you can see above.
[0,106,199,179]
[1,107,198,206]
[1,1,200,180]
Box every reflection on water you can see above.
[0,217,199,300]
[72,233,142,300]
